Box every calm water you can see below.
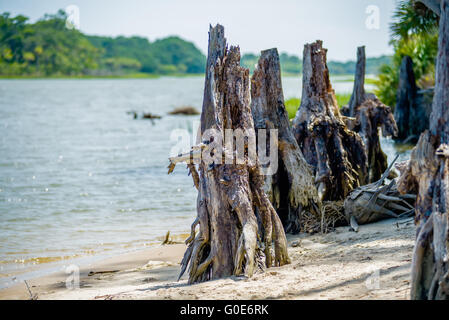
[0,76,410,287]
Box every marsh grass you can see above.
[285,93,352,119]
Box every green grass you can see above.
[285,93,352,120]
[285,98,301,119]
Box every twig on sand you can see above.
[24,280,38,300]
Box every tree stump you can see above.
[345,156,416,226]
[398,0,449,300]
[292,41,368,202]
[344,46,398,183]
[394,55,432,143]
[250,48,321,234]
[169,25,290,284]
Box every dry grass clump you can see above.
[301,201,347,234]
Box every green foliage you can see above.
[335,93,351,107]
[279,53,302,74]
[0,10,100,76]
[148,37,206,74]
[87,35,157,73]
[375,0,439,107]
[390,0,439,41]
[284,94,351,120]
[329,56,392,75]
[241,53,258,73]
[0,11,206,76]
[285,98,301,119]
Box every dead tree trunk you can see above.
[250,48,321,234]
[397,0,449,300]
[347,46,366,118]
[395,56,419,142]
[292,41,368,202]
[169,25,290,284]
[344,46,398,183]
[394,56,432,143]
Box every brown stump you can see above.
[398,0,449,300]
[292,41,368,202]
[169,25,290,284]
[344,46,398,183]
[250,48,321,234]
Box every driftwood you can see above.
[142,113,162,119]
[168,25,290,284]
[250,48,321,234]
[126,111,162,120]
[344,46,398,183]
[398,0,449,300]
[169,106,200,115]
[344,155,416,227]
[394,56,432,143]
[292,41,368,202]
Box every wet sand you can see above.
[0,218,415,300]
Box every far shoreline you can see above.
[0,73,376,81]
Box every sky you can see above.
[0,0,398,61]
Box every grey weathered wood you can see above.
[394,56,432,143]
[345,156,415,226]
[292,41,368,201]
[395,56,419,141]
[398,0,449,300]
[348,46,366,118]
[344,46,398,183]
[170,25,290,284]
[250,48,320,234]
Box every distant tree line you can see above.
[0,10,206,76]
[241,52,391,76]
[0,9,392,77]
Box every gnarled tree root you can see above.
[170,25,290,284]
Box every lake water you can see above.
[0,76,411,288]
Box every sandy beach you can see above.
[0,217,415,300]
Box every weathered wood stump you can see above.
[169,25,290,284]
[344,46,398,183]
[394,55,432,143]
[292,41,368,202]
[398,0,449,300]
[250,48,321,234]
[345,156,416,227]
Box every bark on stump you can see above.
[398,0,449,300]
[292,41,368,202]
[250,48,321,234]
[169,25,290,284]
[394,55,432,143]
[344,46,398,183]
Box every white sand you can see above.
[0,218,415,300]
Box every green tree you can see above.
[375,0,439,107]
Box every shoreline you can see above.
[0,74,376,80]
[0,232,190,291]
[0,217,415,300]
